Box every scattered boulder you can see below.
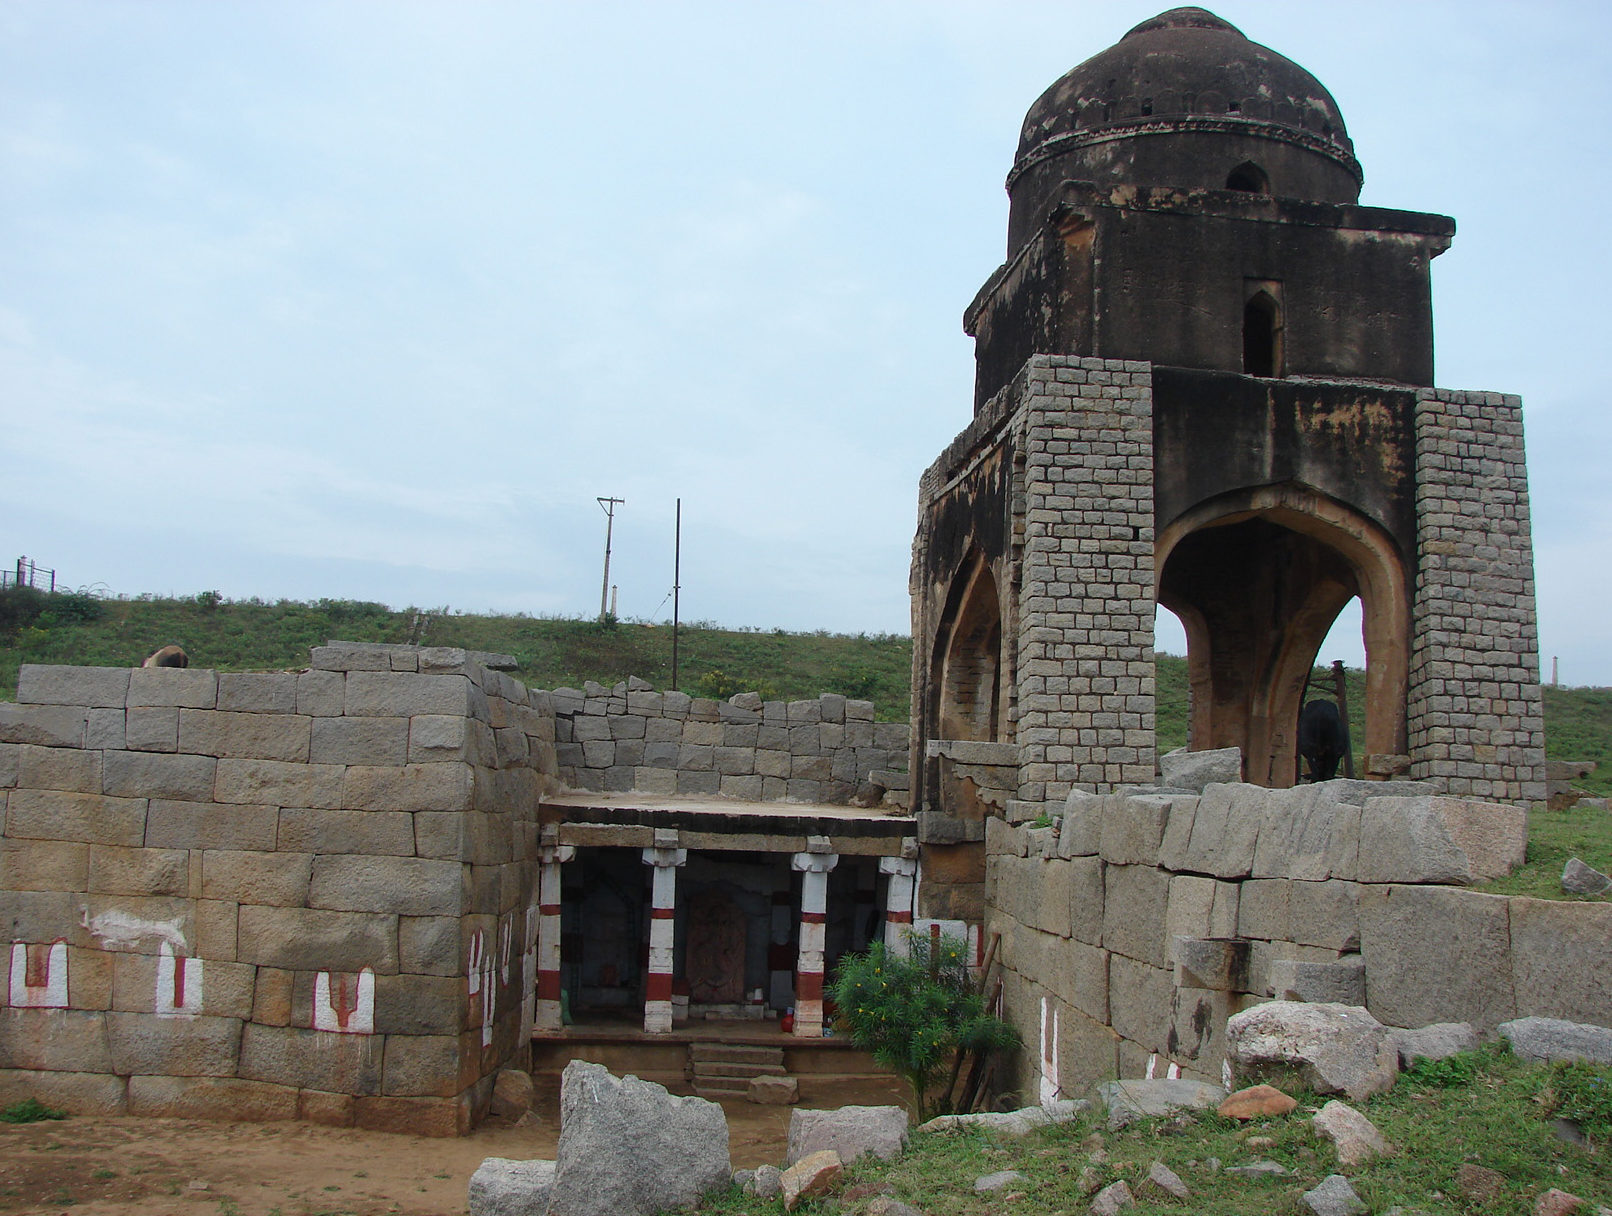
[865,1199,924,1216]
[1562,858,1612,896]
[1312,1100,1393,1168]
[748,1075,800,1105]
[746,1164,782,1199]
[1303,1174,1367,1216]
[919,1099,1087,1136]
[1078,1165,1104,1195]
[546,1061,730,1216]
[1143,1161,1190,1200]
[1226,1001,1399,1101]
[1389,1022,1478,1069]
[1091,1179,1136,1214]
[779,1150,842,1211]
[468,1158,556,1216]
[973,1169,1026,1192]
[1536,1190,1587,1216]
[1217,1084,1298,1120]
[787,1105,909,1165]
[1160,746,1242,792]
[1224,1160,1289,1179]
[1457,1163,1507,1204]
[1499,1017,1612,1066]
[490,1068,534,1120]
[1095,1079,1226,1129]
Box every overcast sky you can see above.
[4,2,1609,684]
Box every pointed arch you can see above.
[932,553,1007,742]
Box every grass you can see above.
[0,1097,67,1124]
[700,1046,1611,1214]
[1476,802,1612,901]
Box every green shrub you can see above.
[1405,1051,1483,1088]
[0,1096,68,1123]
[830,934,1017,1120]
[1550,1062,1612,1141]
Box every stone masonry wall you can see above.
[0,641,557,1134]
[1409,388,1548,803]
[551,680,910,806]
[1015,356,1157,802]
[985,782,1610,1102]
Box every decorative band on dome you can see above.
[1006,116,1364,194]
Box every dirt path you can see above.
[0,1077,906,1215]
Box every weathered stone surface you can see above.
[0,1068,128,1115]
[237,1024,383,1093]
[102,750,216,802]
[468,1158,556,1216]
[379,1033,459,1097]
[1159,746,1241,792]
[1096,1079,1225,1129]
[1390,1022,1477,1068]
[1058,790,1102,856]
[1313,1100,1392,1168]
[1510,898,1612,1025]
[216,673,299,714]
[1172,937,1249,992]
[128,1075,298,1121]
[1217,1084,1297,1120]
[88,845,189,896]
[1457,1163,1507,1204]
[0,1009,114,1072]
[0,838,89,891]
[277,807,416,857]
[780,1150,843,1210]
[125,706,178,752]
[974,1169,1026,1192]
[548,1062,730,1216]
[748,1074,799,1105]
[1102,864,1170,967]
[146,798,277,850]
[490,1068,534,1120]
[345,671,474,718]
[1561,858,1612,896]
[0,703,87,748]
[748,1163,782,1198]
[1534,1189,1588,1216]
[354,1093,464,1137]
[1269,956,1365,1006]
[236,905,399,972]
[309,855,462,917]
[1144,1161,1190,1200]
[86,707,125,749]
[787,1104,908,1165]
[18,743,101,793]
[310,716,409,766]
[1107,953,1173,1050]
[1359,885,1517,1030]
[127,667,218,709]
[1303,1174,1367,1216]
[342,763,474,812]
[7,788,147,846]
[214,759,344,809]
[1091,1179,1136,1214]
[1251,785,1361,881]
[1357,796,1526,884]
[17,664,131,707]
[178,710,311,762]
[1226,1002,1399,1101]
[1100,794,1172,865]
[1165,874,1238,943]
[1158,782,1266,877]
[1499,1017,1612,1066]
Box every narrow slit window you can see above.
[1243,291,1282,377]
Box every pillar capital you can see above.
[538,844,575,865]
[792,851,839,874]
[642,846,688,868]
[878,855,917,878]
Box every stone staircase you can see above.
[688,1043,788,1099]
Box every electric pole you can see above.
[597,497,624,621]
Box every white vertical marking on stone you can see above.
[313,967,374,1034]
[155,941,203,1017]
[9,940,68,1008]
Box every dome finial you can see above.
[1124,8,1244,40]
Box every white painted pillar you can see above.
[641,844,687,1034]
[791,847,839,1037]
[878,854,918,950]
[531,842,574,1034]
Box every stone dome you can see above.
[1005,8,1363,250]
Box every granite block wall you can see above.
[985,781,1610,1102]
[0,642,557,1134]
[550,680,910,806]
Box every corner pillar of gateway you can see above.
[791,842,839,1037]
[528,828,574,1035]
[640,834,688,1034]
[878,840,920,948]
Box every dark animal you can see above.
[1298,699,1347,782]
[142,645,189,669]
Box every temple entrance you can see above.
[934,556,1006,744]
[1156,483,1408,787]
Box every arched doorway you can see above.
[1156,484,1408,786]
[933,555,1007,743]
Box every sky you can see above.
[3,2,1609,684]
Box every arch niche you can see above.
[933,555,1007,743]
[1156,484,1408,787]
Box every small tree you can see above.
[830,934,1017,1120]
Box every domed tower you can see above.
[909,9,1544,903]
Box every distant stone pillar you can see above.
[641,843,687,1034]
[879,855,918,949]
[792,847,839,1037]
[532,842,575,1033]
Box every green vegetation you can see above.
[1476,802,1612,901]
[700,1045,1611,1214]
[0,1097,68,1124]
[830,936,1018,1121]
[2,589,1609,775]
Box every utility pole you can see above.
[597,497,624,621]
[671,499,682,691]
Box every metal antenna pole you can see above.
[671,498,682,691]
[597,497,624,621]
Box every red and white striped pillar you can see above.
[878,853,918,950]
[641,844,687,1034]
[791,848,839,1037]
[531,841,574,1034]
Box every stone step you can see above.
[692,1079,753,1098]
[688,1043,784,1065]
[695,1061,789,1079]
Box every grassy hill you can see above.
[1,588,1607,792]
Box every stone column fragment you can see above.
[792,850,839,1037]
[641,845,687,1034]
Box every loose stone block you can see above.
[343,764,475,813]
[1359,884,1517,1030]
[0,703,88,748]
[312,643,395,671]
[345,672,475,718]
[1099,794,1172,865]
[17,664,131,708]
[1102,864,1170,967]
[103,750,216,802]
[20,743,102,793]
[236,905,400,972]
[7,788,147,846]
[125,706,178,752]
[145,799,277,851]
[1357,796,1527,884]
[1158,782,1266,877]
[128,1075,297,1121]
[217,672,300,714]
[309,855,464,917]
[127,667,218,709]
[1269,956,1366,1005]
[1508,898,1612,1026]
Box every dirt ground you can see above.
[0,1077,907,1216]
